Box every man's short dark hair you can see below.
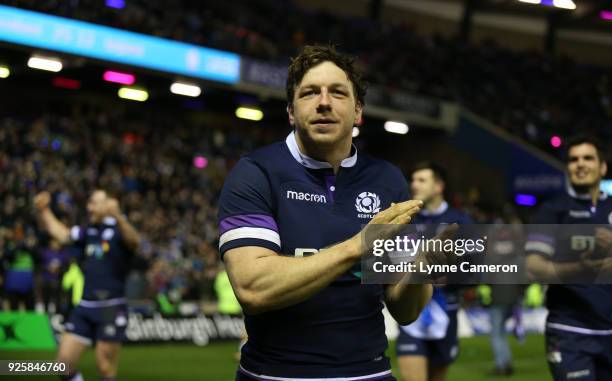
[411,161,448,184]
[565,135,605,163]
[286,44,367,108]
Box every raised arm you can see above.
[33,191,70,245]
[106,198,140,253]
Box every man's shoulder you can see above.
[538,193,572,210]
[530,193,574,224]
[601,194,612,209]
[228,141,291,180]
[245,140,290,165]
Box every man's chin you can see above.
[306,129,347,145]
[571,181,598,193]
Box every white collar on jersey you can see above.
[103,217,117,225]
[420,201,449,216]
[285,132,358,169]
[565,177,609,201]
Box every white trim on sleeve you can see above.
[219,227,281,249]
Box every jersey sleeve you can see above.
[218,157,280,258]
[524,202,557,258]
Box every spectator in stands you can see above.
[37,238,70,313]
[5,0,610,160]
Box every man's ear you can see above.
[354,102,363,126]
[287,105,295,126]
[601,161,608,178]
[435,180,445,196]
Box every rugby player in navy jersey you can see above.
[34,190,140,381]
[396,162,471,381]
[525,136,612,381]
[218,45,438,381]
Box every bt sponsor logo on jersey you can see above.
[293,247,361,278]
[286,190,327,204]
[294,248,319,257]
[85,242,110,259]
[571,235,596,251]
[355,191,381,219]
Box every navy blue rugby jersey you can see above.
[218,132,409,379]
[70,217,133,304]
[412,202,473,312]
[525,188,612,333]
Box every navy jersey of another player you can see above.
[218,133,408,379]
[525,189,612,332]
[412,202,472,312]
[70,217,132,302]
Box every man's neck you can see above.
[295,132,352,174]
[425,197,444,213]
[590,184,601,206]
[573,183,601,205]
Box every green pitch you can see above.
[2,335,551,380]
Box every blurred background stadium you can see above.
[0,0,611,380]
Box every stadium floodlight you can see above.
[27,56,62,72]
[518,0,540,4]
[552,0,576,9]
[384,121,409,135]
[0,66,9,78]
[170,82,202,97]
[601,10,612,20]
[235,106,263,121]
[118,87,149,102]
[103,70,135,85]
[352,127,360,137]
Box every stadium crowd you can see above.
[6,0,612,158]
[0,104,273,312]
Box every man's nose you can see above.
[317,88,332,108]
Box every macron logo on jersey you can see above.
[286,190,327,204]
